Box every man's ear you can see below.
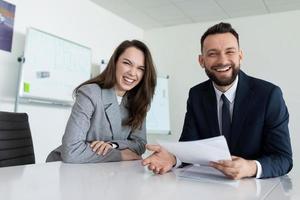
[239,49,244,63]
[198,55,204,68]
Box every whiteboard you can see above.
[18,28,91,104]
[146,77,171,134]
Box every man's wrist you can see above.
[249,160,258,177]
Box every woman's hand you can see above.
[90,141,113,156]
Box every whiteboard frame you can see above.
[15,27,91,110]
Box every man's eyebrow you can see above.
[226,47,237,51]
[206,49,218,53]
[206,47,237,53]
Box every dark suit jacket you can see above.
[180,70,293,178]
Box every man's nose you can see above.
[217,53,228,65]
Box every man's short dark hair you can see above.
[201,22,239,52]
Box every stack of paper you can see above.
[158,136,231,166]
[159,136,237,185]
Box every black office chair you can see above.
[0,111,35,167]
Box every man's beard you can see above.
[204,63,240,86]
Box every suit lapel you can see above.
[230,71,254,151]
[202,82,221,137]
[102,88,122,140]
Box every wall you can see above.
[0,0,143,163]
[145,10,300,172]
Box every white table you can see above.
[0,161,284,200]
[264,169,299,200]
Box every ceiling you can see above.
[90,0,300,30]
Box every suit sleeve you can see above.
[257,86,293,178]
[110,121,147,155]
[61,86,122,163]
[179,89,199,142]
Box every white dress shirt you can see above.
[213,76,238,135]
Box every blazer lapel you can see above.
[119,97,131,138]
[102,88,122,140]
[202,82,221,137]
[230,71,254,151]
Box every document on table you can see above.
[158,136,231,166]
[174,165,239,187]
[158,136,238,186]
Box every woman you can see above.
[46,40,157,163]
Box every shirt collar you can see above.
[213,75,239,104]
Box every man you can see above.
[142,22,293,179]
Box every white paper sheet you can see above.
[158,136,231,166]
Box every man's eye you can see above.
[227,51,235,54]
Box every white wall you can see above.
[0,0,143,163]
[145,10,300,172]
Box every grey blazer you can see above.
[46,84,147,163]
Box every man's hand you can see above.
[209,156,257,180]
[90,141,112,155]
[142,144,176,174]
[121,149,142,161]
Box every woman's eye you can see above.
[138,67,145,71]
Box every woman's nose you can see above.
[129,66,137,75]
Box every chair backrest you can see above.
[0,111,35,167]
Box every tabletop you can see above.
[0,160,288,200]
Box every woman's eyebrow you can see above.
[123,58,133,64]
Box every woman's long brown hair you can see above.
[75,40,157,131]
